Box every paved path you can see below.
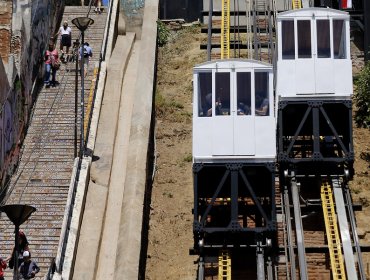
[0,6,107,279]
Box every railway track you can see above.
[198,1,366,279]
[0,6,107,278]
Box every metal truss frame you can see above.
[193,162,276,246]
[277,99,354,167]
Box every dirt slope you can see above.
[145,24,203,280]
[145,24,370,279]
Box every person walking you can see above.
[94,0,102,14]
[79,42,92,77]
[6,230,29,269]
[58,20,72,62]
[0,256,6,280]
[19,251,40,279]
[44,42,60,87]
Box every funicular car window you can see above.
[282,20,295,59]
[333,20,346,59]
[298,20,312,58]
[215,72,230,116]
[237,72,251,115]
[317,20,331,58]
[255,72,269,116]
[198,72,212,117]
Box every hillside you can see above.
[145,23,370,279]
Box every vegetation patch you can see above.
[354,62,370,128]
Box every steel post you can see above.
[291,176,308,280]
[80,31,85,157]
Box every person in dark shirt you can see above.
[6,230,29,269]
[19,251,39,279]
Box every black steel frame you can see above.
[277,99,354,168]
[193,162,276,248]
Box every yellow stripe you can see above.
[221,0,230,59]
[321,181,346,280]
[84,66,99,139]
[218,249,231,280]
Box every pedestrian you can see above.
[58,20,72,62]
[79,42,92,77]
[0,256,6,280]
[6,230,29,269]
[94,0,102,14]
[44,42,60,87]
[19,251,40,279]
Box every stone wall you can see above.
[0,0,65,190]
[0,1,12,64]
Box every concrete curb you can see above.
[61,158,91,280]
[114,0,159,279]
[54,158,79,274]
[72,33,135,280]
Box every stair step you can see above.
[0,6,108,278]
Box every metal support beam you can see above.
[198,255,205,280]
[284,187,296,280]
[291,176,308,280]
[253,0,258,60]
[364,0,370,61]
[312,106,320,158]
[266,256,273,280]
[207,0,213,61]
[231,170,238,223]
[345,188,366,280]
[256,242,265,280]
[332,179,358,280]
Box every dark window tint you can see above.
[317,20,331,58]
[237,72,251,115]
[198,72,212,117]
[215,72,230,116]
[282,21,295,59]
[298,20,311,58]
[255,72,269,116]
[333,20,346,59]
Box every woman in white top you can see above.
[59,21,72,61]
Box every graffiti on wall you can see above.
[4,100,13,154]
[0,0,64,191]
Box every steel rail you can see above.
[284,185,296,280]
[345,187,366,280]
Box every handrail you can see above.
[101,0,115,61]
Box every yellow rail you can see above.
[321,182,346,280]
[218,249,231,280]
[292,0,302,9]
[84,65,99,139]
[221,0,230,59]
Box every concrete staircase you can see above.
[0,6,107,279]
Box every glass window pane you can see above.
[215,72,230,116]
[237,72,251,115]
[198,72,212,117]
[298,20,311,58]
[255,72,269,116]
[282,20,295,59]
[317,20,331,58]
[333,20,346,59]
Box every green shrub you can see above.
[157,20,170,46]
[354,63,370,128]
